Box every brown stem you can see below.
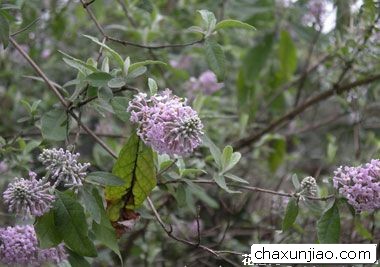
[233,73,380,150]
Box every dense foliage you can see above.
[0,0,379,266]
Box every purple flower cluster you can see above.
[39,148,90,188]
[186,70,224,95]
[0,225,67,266]
[3,172,54,218]
[128,89,204,156]
[333,159,380,212]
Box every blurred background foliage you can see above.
[0,0,379,266]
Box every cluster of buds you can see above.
[300,176,318,196]
[39,148,90,188]
[3,172,54,218]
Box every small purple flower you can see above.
[186,70,224,96]
[0,225,67,266]
[127,89,204,156]
[333,159,380,212]
[39,148,90,188]
[3,172,55,218]
[0,225,38,265]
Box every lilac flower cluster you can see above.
[3,172,54,218]
[0,225,67,266]
[333,159,380,212]
[127,89,204,156]
[186,70,224,95]
[39,148,90,188]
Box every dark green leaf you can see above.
[91,188,122,262]
[54,191,97,257]
[35,210,63,248]
[83,188,102,224]
[67,249,91,267]
[243,33,274,85]
[282,198,299,231]
[204,39,225,79]
[0,11,9,48]
[41,109,67,141]
[87,171,126,186]
[317,201,340,243]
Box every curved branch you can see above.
[233,73,380,150]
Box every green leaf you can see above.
[35,210,63,248]
[204,39,225,80]
[123,57,130,76]
[105,132,156,212]
[82,188,102,224]
[291,174,300,191]
[41,109,67,141]
[317,201,340,243]
[101,56,110,72]
[202,135,222,168]
[83,35,124,68]
[0,11,9,48]
[282,198,299,231]
[91,188,122,262]
[54,191,97,257]
[108,77,126,88]
[126,66,148,80]
[59,50,98,73]
[268,136,286,173]
[197,10,217,35]
[215,19,256,31]
[243,33,274,85]
[278,30,297,81]
[184,180,219,208]
[354,219,373,240]
[86,171,126,186]
[111,96,131,122]
[128,60,167,73]
[67,249,91,267]
[148,78,158,95]
[221,145,241,173]
[86,72,113,87]
[223,173,248,184]
[213,174,241,194]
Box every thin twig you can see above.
[116,0,137,27]
[80,0,205,50]
[233,73,380,150]
[159,179,335,201]
[10,17,40,36]
[9,36,118,159]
